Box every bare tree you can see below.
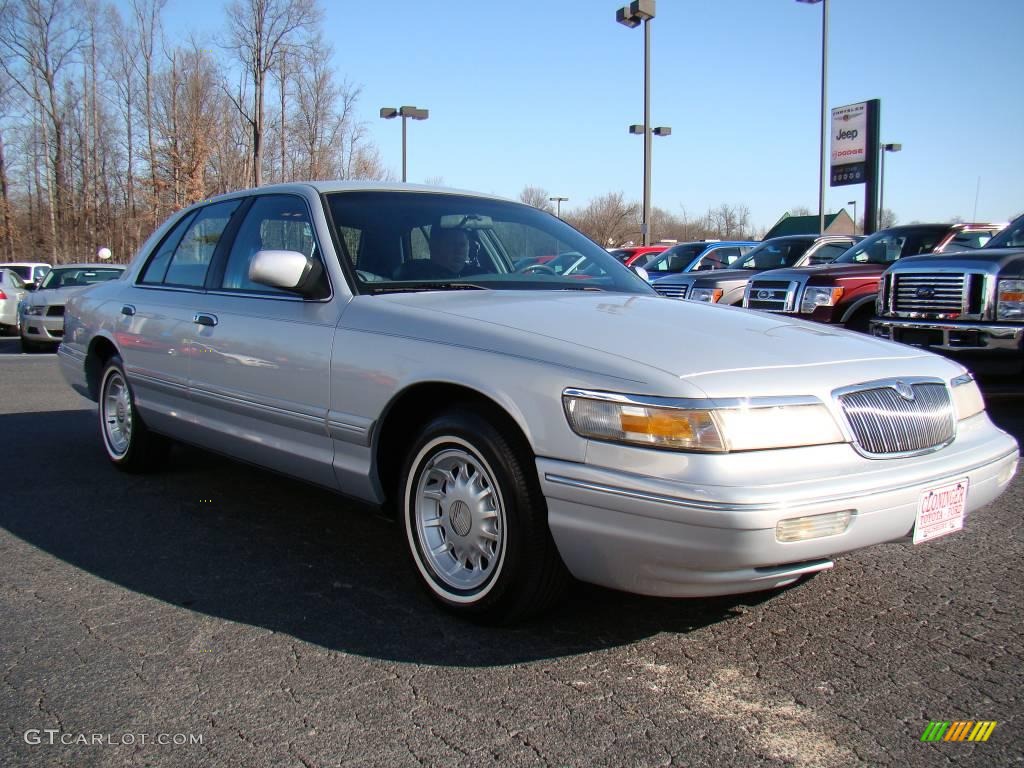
[519,185,553,212]
[224,0,321,187]
[131,0,167,226]
[564,192,638,247]
[707,202,752,239]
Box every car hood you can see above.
[655,268,757,287]
[23,285,90,306]
[761,263,887,282]
[347,290,951,397]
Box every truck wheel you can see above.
[399,407,568,623]
[845,306,874,334]
[99,355,171,472]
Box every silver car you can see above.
[59,182,1019,622]
[19,263,125,352]
[1,268,29,334]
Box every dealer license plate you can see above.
[913,478,969,544]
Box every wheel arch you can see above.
[372,380,535,511]
[84,333,121,400]
[840,294,878,324]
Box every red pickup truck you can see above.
[741,223,1004,331]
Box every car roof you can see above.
[203,181,514,205]
[0,261,51,267]
[49,263,126,269]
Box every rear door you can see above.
[119,200,242,433]
[185,192,342,489]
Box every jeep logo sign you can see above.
[830,102,868,166]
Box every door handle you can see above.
[120,304,136,316]
[193,313,218,327]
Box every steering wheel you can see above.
[517,263,557,275]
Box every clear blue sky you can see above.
[159,0,1023,231]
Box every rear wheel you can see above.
[98,355,170,472]
[399,407,568,623]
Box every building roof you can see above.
[764,210,853,239]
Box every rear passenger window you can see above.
[220,195,322,294]
[161,201,240,287]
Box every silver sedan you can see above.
[58,182,1019,623]
[19,263,125,352]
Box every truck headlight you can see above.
[689,287,724,303]
[950,372,985,420]
[562,391,845,452]
[996,279,1024,320]
[800,286,844,314]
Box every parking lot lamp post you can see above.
[847,200,857,234]
[797,0,828,235]
[549,196,568,218]
[380,106,430,183]
[878,142,902,226]
[617,0,660,245]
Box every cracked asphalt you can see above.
[1,338,1022,767]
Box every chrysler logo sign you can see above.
[893,381,915,401]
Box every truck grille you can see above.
[746,280,796,312]
[892,273,965,315]
[653,283,687,300]
[838,383,955,456]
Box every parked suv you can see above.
[652,234,857,303]
[871,214,1024,375]
[743,223,1003,332]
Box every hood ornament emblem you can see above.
[893,381,915,401]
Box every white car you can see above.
[0,268,29,334]
[58,182,1019,622]
[19,263,125,351]
[0,261,51,289]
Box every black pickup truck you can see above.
[871,214,1024,375]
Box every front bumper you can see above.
[20,310,65,343]
[539,414,1018,597]
[871,318,1024,375]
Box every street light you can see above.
[549,196,568,218]
[797,0,828,235]
[878,142,902,227]
[617,0,665,246]
[380,105,430,183]
[847,200,857,234]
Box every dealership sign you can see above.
[830,101,868,186]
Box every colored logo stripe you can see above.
[920,720,996,742]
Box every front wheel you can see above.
[399,408,568,623]
[99,355,170,472]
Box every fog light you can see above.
[776,510,853,542]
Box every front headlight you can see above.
[800,286,844,313]
[689,287,724,303]
[24,304,44,316]
[996,279,1024,321]
[950,372,985,420]
[562,391,845,452]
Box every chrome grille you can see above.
[653,283,688,300]
[746,280,796,312]
[838,383,955,456]
[893,273,965,315]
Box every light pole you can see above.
[797,0,828,235]
[847,200,857,234]
[878,142,902,227]
[380,105,430,183]
[617,0,667,246]
[549,196,568,218]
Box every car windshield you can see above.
[607,249,632,263]
[40,267,123,289]
[327,191,655,295]
[739,239,813,270]
[834,227,947,264]
[642,244,709,274]
[985,215,1024,248]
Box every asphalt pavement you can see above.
[1,337,1021,767]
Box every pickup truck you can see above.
[871,214,1024,375]
[651,234,858,303]
[742,223,1004,332]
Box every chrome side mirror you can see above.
[249,250,323,296]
